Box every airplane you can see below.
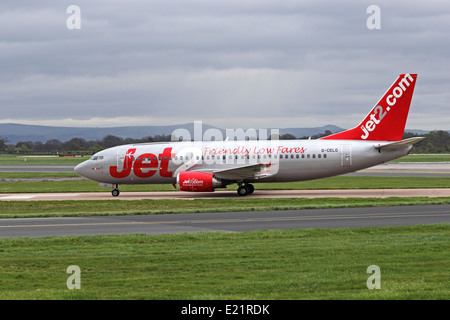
[74,73,423,197]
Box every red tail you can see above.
[321,74,417,141]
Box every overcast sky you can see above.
[0,0,449,130]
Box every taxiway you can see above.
[1,204,448,238]
[0,188,450,201]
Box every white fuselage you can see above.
[75,139,411,186]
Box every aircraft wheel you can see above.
[237,186,248,196]
[112,189,120,197]
[246,184,255,195]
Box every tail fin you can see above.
[321,74,417,141]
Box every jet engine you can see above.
[176,171,223,192]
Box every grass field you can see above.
[1,176,450,194]
[0,224,448,299]
[1,197,450,219]
[390,154,450,162]
[1,175,449,218]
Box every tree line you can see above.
[0,134,173,155]
[0,130,449,155]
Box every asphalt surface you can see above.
[1,205,449,238]
[1,188,450,201]
[0,165,75,173]
[0,162,448,238]
[347,162,450,177]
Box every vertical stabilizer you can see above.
[321,74,417,141]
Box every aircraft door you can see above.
[341,145,352,167]
[116,147,132,172]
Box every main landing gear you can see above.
[237,183,254,196]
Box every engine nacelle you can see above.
[176,171,223,192]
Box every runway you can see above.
[1,162,448,238]
[347,162,450,177]
[0,204,449,238]
[1,188,450,201]
[0,165,75,173]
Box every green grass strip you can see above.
[1,197,450,219]
[0,224,448,299]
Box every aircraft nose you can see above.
[74,161,89,178]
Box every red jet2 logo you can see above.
[360,74,414,140]
[110,148,173,178]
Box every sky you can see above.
[0,0,449,131]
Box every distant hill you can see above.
[0,123,345,144]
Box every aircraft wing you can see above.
[191,162,276,181]
[375,137,425,151]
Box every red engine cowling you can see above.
[177,171,222,192]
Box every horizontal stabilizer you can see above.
[375,137,425,151]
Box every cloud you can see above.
[0,0,449,130]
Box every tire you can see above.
[112,189,120,197]
[237,186,248,196]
